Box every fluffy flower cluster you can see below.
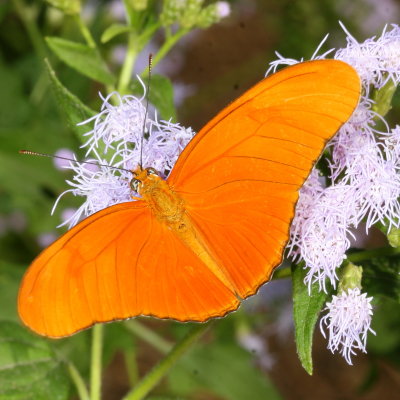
[320,288,375,365]
[273,25,400,289]
[271,24,400,363]
[56,90,194,228]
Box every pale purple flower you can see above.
[53,148,75,170]
[79,91,148,156]
[266,34,334,76]
[53,159,132,228]
[284,24,400,292]
[61,208,78,225]
[147,118,194,176]
[288,169,325,261]
[215,1,231,18]
[54,90,194,228]
[276,24,400,362]
[108,0,125,21]
[328,98,382,180]
[37,232,57,248]
[320,288,375,365]
[383,125,400,163]
[290,176,355,291]
[237,332,275,370]
[336,22,400,89]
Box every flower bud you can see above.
[338,263,363,294]
[45,0,81,16]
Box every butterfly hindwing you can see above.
[18,202,238,337]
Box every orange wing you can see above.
[18,59,360,337]
[18,201,238,337]
[168,59,361,298]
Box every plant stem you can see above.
[347,245,400,263]
[30,70,49,104]
[74,14,96,48]
[124,348,139,387]
[148,28,188,72]
[12,0,47,60]
[90,324,104,400]
[73,13,116,94]
[68,362,90,400]
[123,323,210,400]
[118,33,138,94]
[124,320,172,354]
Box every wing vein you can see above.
[224,155,309,173]
[253,134,319,150]
[177,178,298,196]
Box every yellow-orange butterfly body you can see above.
[18,60,361,337]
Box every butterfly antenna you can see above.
[139,54,153,169]
[19,150,133,174]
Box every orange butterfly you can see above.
[18,60,360,338]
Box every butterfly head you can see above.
[130,166,160,194]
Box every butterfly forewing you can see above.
[168,59,361,298]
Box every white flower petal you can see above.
[320,288,375,365]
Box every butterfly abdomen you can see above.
[138,172,239,295]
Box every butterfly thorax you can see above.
[133,167,186,226]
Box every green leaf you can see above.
[52,331,91,380]
[0,321,70,400]
[0,262,24,322]
[101,23,132,43]
[372,79,397,118]
[46,37,115,85]
[44,59,114,161]
[131,74,176,120]
[44,58,96,144]
[0,149,65,242]
[169,342,280,400]
[292,263,331,375]
[0,56,81,242]
[361,255,400,302]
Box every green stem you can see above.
[124,348,139,387]
[122,0,134,26]
[12,0,47,59]
[30,69,50,104]
[148,28,188,72]
[74,14,96,48]
[123,323,210,400]
[347,245,400,263]
[74,13,117,94]
[68,362,90,400]
[124,320,172,354]
[118,33,139,94]
[90,324,104,400]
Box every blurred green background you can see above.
[1,1,400,399]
